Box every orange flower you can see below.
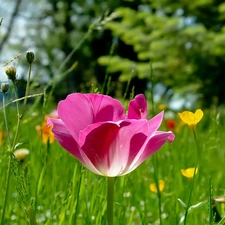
[36,111,58,144]
[164,119,176,131]
[0,129,3,144]
[149,180,165,193]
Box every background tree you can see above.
[1,0,225,108]
[98,0,225,107]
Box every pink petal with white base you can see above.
[80,120,152,176]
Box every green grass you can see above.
[0,100,225,225]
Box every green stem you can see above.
[12,82,21,148]
[209,176,213,225]
[153,153,162,225]
[102,40,115,94]
[59,27,92,73]
[0,93,12,225]
[73,164,83,225]
[149,61,155,117]
[0,83,21,225]
[183,131,199,225]
[107,177,115,225]
[21,63,32,118]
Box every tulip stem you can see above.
[107,177,114,225]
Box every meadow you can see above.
[0,54,225,225]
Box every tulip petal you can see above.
[80,119,155,176]
[79,121,121,176]
[57,94,94,141]
[147,111,164,134]
[58,93,125,141]
[48,118,103,175]
[86,94,126,122]
[80,111,165,176]
[128,94,147,119]
[129,131,175,172]
[47,118,84,163]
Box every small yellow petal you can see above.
[178,111,195,124]
[194,109,204,123]
[149,180,165,193]
[181,167,198,179]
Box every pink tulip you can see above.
[47,93,175,177]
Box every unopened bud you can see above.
[4,66,17,82]
[13,148,30,161]
[1,83,9,93]
[26,51,35,64]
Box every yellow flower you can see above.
[13,148,30,161]
[178,109,203,132]
[158,104,168,111]
[181,167,198,179]
[149,180,165,193]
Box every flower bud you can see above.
[1,83,9,93]
[4,66,17,82]
[13,148,30,161]
[26,51,35,64]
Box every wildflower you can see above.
[178,109,203,132]
[48,93,175,177]
[149,180,165,193]
[181,167,198,180]
[13,148,30,161]
[1,83,9,93]
[4,66,17,82]
[26,51,35,64]
[0,129,3,144]
[164,119,176,131]
[36,110,58,144]
[158,104,168,111]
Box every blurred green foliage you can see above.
[98,0,225,107]
[1,0,225,107]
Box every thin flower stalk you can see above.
[183,131,199,225]
[22,51,35,118]
[0,92,12,225]
[153,153,163,225]
[178,109,203,225]
[1,79,21,224]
